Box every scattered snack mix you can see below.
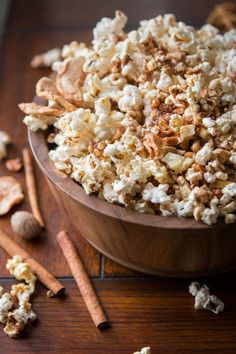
[0,256,37,338]
[189,281,224,314]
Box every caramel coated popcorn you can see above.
[0,256,37,338]
[189,282,224,314]
[20,11,236,225]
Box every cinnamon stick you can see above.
[22,148,45,227]
[57,230,109,329]
[0,230,64,296]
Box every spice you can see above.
[22,148,45,227]
[5,158,23,172]
[11,211,42,239]
[57,230,109,329]
[0,230,64,296]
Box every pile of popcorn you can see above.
[19,11,236,225]
[0,256,37,338]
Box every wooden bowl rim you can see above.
[28,119,235,232]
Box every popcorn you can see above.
[189,282,224,315]
[156,71,173,90]
[185,168,202,184]
[229,153,236,166]
[195,144,213,165]
[23,115,55,131]
[133,347,151,354]
[31,48,61,68]
[93,10,127,41]
[95,96,111,118]
[4,283,37,338]
[0,256,37,338]
[169,114,184,132]
[162,152,193,173]
[0,293,13,324]
[204,172,216,184]
[54,108,96,146]
[142,183,171,205]
[201,197,219,225]
[225,213,236,224]
[175,200,193,217]
[134,200,155,214]
[6,255,36,291]
[214,171,228,180]
[220,201,236,216]
[61,41,92,59]
[118,85,142,112]
[20,11,236,225]
[221,183,236,203]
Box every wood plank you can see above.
[103,256,142,277]
[0,29,100,277]
[0,276,235,353]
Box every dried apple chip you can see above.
[52,95,77,112]
[36,77,76,111]
[18,102,64,117]
[36,77,59,100]
[56,57,86,104]
[0,176,24,215]
[143,132,162,158]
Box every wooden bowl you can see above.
[28,128,236,277]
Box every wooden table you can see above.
[0,1,236,353]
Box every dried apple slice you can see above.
[18,102,64,117]
[36,77,76,112]
[36,77,59,100]
[56,57,86,104]
[0,176,24,215]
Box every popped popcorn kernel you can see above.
[189,282,224,315]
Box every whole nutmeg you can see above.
[11,211,42,239]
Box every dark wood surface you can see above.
[0,1,236,353]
